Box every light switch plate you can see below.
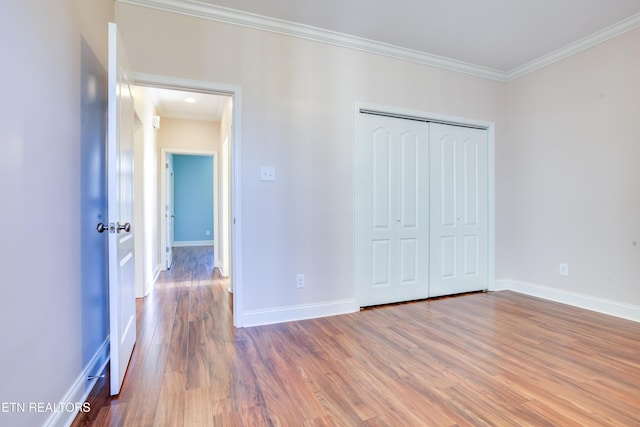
[260,166,276,182]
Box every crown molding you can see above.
[118,0,640,83]
[117,0,508,82]
[507,12,640,80]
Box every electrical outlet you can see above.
[559,263,569,276]
[296,274,305,288]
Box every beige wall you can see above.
[157,117,221,153]
[116,3,509,316]
[73,0,113,69]
[505,28,640,305]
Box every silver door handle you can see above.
[117,222,131,233]
[96,223,109,233]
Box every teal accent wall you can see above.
[173,154,214,242]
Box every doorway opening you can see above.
[133,74,243,327]
[164,152,218,267]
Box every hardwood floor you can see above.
[73,247,640,426]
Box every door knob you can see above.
[117,222,131,233]
[96,223,109,233]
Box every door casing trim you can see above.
[133,72,245,327]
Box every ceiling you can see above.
[193,0,640,73]
[143,86,229,122]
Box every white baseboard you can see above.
[153,264,162,282]
[241,299,358,327]
[140,265,163,298]
[44,338,109,427]
[172,240,215,247]
[495,279,640,323]
[213,260,229,277]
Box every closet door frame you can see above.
[354,103,496,307]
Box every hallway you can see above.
[73,246,238,426]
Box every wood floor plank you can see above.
[184,388,215,427]
[73,246,640,426]
[153,371,186,427]
[186,320,212,390]
[228,344,265,412]
[164,286,190,374]
[90,402,129,427]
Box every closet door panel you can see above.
[430,123,488,297]
[357,114,429,306]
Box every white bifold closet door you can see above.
[429,123,488,297]
[357,113,489,307]
[357,113,430,306]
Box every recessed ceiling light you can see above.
[185,97,197,103]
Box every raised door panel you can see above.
[399,238,418,284]
[372,128,392,230]
[399,131,418,228]
[463,139,479,226]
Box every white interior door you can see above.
[166,161,174,269]
[357,113,429,306]
[108,22,136,396]
[429,123,488,297]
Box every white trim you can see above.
[153,263,162,282]
[492,279,510,292]
[507,12,640,80]
[213,254,227,275]
[140,263,162,297]
[214,258,226,275]
[172,240,214,247]
[486,125,496,292]
[117,0,505,82]
[134,73,244,327]
[356,103,497,130]
[495,279,640,323]
[242,299,358,328]
[44,338,109,427]
[354,103,496,308]
[118,1,640,83]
